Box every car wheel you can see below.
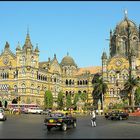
[73,121,77,128]
[62,123,67,131]
[126,116,128,120]
[119,116,122,120]
[47,126,51,131]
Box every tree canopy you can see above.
[57,91,64,110]
[44,90,53,109]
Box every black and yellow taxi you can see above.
[44,112,77,131]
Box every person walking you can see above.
[90,110,96,127]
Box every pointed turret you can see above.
[23,28,33,50]
[54,53,56,59]
[16,42,21,51]
[4,41,10,50]
[34,43,39,52]
[101,51,107,59]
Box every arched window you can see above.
[66,91,68,96]
[110,88,114,97]
[31,70,34,78]
[37,86,40,94]
[69,79,71,85]
[54,77,56,82]
[31,56,34,67]
[22,69,26,76]
[117,88,120,95]
[66,79,68,85]
[31,84,34,94]
[78,91,81,95]
[80,81,82,85]
[77,81,79,85]
[22,56,25,65]
[14,85,18,93]
[21,83,26,94]
[85,80,88,85]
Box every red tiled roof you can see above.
[75,66,101,75]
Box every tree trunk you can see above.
[102,93,104,110]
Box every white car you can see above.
[27,107,43,114]
[0,108,7,121]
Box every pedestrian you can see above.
[90,110,96,127]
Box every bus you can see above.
[8,103,40,113]
[8,103,39,109]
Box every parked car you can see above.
[41,109,51,115]
[44,112,77,131]
[0,108,7,121]
[105,110,129,120]
[27,107,43,114]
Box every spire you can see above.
[23,27,33,50]
[5,41,10,49]
[54,53,56,59]
[139,24,140,40]
[102,50,107,59]
[35,43,39,52]
[16,41,21,51]
[27,26,29,35]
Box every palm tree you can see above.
[124,76,140,107]
[92,75,108,110]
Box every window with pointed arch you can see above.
[31,56,34,67]
[31,70,34,78]
[14,85,18,93]
[37,86,40,94]
[22,69,26,76]
[110,88,114,97]
[117,88,121,96]
[31,84,34,94]
[21,83,26,94]
[22,56,25,66]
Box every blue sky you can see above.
[0,1,140,67]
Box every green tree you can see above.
[124,77,140,106]
[44,90,53,109]
[80,92,87,101]
[57,91,64,110]
[135,87,140,105]
[92,74,108,109]
[66,93,72,110]
[73,93,79,109]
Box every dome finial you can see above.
[67,52,69,56]
[124,9,128,19]
[27,25,29,35]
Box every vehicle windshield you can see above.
[50,113,64,118]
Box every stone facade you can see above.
[102,11,140,109]
[0,32,101,108]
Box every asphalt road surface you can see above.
[0,114,140,139]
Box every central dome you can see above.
[61,54,77,67]
[118,18,137,28]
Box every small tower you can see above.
[139,24,140,41]
[101,51,108,82]
[130,48,136,79]
[4,41,10,50]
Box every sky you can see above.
[0,1,140,67]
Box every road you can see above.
[0,114,140,139]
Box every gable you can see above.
[107,55,129,72]
[49,59,62,74]
[0,49,17,67]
